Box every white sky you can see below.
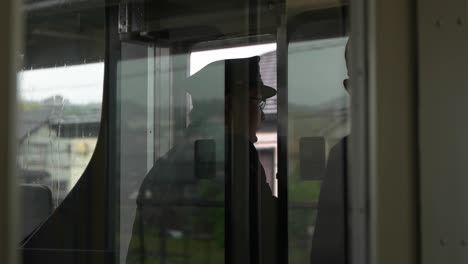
[18,62,104,104]
[190,43,276,75]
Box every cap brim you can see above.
[262,85,277,100]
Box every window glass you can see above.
[18,63,104,236]
[288,35,349,263]
[120,40,279,263]
[16,0,355,263]
[17,1,105,242]
[190,41,279,193]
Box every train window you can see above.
[18,64,103,205]
[17,0,105,243]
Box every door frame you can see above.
[0,0,21,263]
[349,1,419,264]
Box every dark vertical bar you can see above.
[348,0,370,263]
[249,156,259,264]
[183,230,189,264]
[0,0,18,263]
[228,65,251,264]
[410,0,421,262]
[340,6,350,264]
[342,139,349,263]
[160,225,167,264]
[138,206,145,264]
[248,1,261,264]
[276,13,288,264]
[225,133,232,264]
[105,4,121,262]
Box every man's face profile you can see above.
[248,89,264,143]
[343,38,351,94]
[228,88,264,143]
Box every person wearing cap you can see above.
[185,56,276,143]
[127,56,278,264]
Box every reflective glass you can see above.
[16,1,353,264]
[287,10,349,264]
[18,64,103,207]
[17,1,105,242]
[120,40,279,264]
[119,44,230,264]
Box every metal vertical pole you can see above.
[0,0,21,263]
[365,0,418,264]
[348,0,370,263]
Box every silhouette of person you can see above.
[309,38,350,264]
[127,56,278,264]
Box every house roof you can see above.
[17,108,52,143]
[18,102,101,142]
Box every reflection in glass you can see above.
[122,44,279,263]
[17,63,103,239]
[288,37,349,264]
[123,52,228,264]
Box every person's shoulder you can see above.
[138,143,195,194]
[328,137,348,160]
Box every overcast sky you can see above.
[18,62,105,104]
[18,37,347,107]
